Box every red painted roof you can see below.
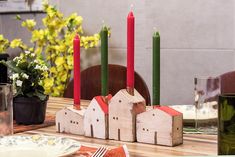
[95,94,112,114]
[153,105,182,116]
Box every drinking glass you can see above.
[194,77,220,134]
[0,83,13,135]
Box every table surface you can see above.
[18,97,217,157]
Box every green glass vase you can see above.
[218,94,235,155]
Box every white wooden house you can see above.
[109,89,146,142]
[56,107,85,135]
[136,106,183,146]
[84,95,112,139]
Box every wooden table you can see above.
[18,97,217,157]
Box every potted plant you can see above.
[1,51,49,125]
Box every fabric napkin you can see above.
[75,145,129,157]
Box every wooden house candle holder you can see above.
[56,107,85,135]
[84,95,112,139]
[109,89,146,142]
[55,34,86,135]
[136,106,183,146]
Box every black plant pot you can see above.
[13,96,48,125]
[0,53,9,83]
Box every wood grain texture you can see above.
[84,98,108,139]
[136,108,183,146]
[18,97,217,157]
[109,89,146,142]
[56,107,85,135]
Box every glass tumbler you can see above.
[0,83,13,135]
[194,77,220,134]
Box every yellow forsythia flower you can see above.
[31,30,45,42]
[60,73,67,82]
[66,13,83,26]
[0,35,5,41]
[22,19,36,30]
[66,55,73,68]
[10,39,23,48]
[50,67,57,74]
[44,78,54,89]
[46,6,56,18]
[57,84,65,91]
[0,35,9,53]
[51,86,61,97]
[55,57,65,66]
[56,65,64,72]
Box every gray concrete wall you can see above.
[0,0,234,105]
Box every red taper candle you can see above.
[127,11,135,95]
[73,34,80,109]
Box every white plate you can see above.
[171,103,217,120]
[0,135,81,157]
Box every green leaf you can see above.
[15,15,21,20]
[0,60,5,66]
[15,87,23,97]
[18,61,28,70]
[26,92,34,98]
[3,60,23,73]
[34,90,47,101]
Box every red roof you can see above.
[95,94,112,114]
[153,105,182,116]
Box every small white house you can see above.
[84,95,112,139]
[136,106,183,146]
[56,107,85,135]
[109,89,146,142]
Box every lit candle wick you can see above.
[153,27,157,32]
[130,4,134,11]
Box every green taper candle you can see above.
[101,26,108,96]
[152,31,160,105]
